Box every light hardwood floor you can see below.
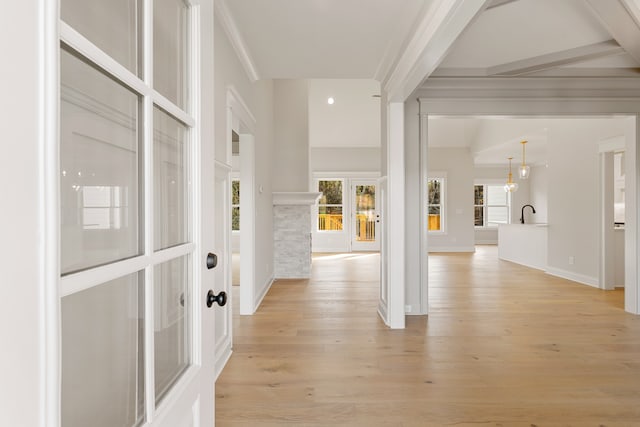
[215,247,640,426]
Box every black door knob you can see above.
[206,253,218,269]
[206,290,227,308]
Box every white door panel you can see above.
[58,1,217,426]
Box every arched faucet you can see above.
[520,204,536,224]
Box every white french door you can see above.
[351,180,380,251]
[59,1,218,427]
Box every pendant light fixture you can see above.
[519,140,530,179]
[504,157,518,193]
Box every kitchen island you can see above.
[498,223,548,271]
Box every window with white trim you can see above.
[474,184,510,227]
[427,177,445,232]
[232,179,240,231]
[318,179,344,231]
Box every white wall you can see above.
[310,147,380,172]
[273,80,309,192]
[427,148,476,251]
[546,118,632,285]
[529,164,548,223]
[308,79,381,148]
[253,80,276,287]
[214,16,275,305]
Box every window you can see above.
[318,180,343,231]
[474,184,510,227]
[428,177,444,232]
[231,179,240,231]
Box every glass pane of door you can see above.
[60,48,142,275]
[154,106,189,250]
[154,0,189,109]
[154,255,191,405]
[61,0,140,75]
[62,273,145,427]
[355,185,376,242]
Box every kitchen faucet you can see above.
[520,204,536,224]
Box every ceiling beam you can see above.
[382,0,492,102]
[585,0,640,65]
[214,0,260,82]
[487,40,626,76]
[485,0,521,10]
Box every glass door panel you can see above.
[355,185,376,243]
[154,255,191,405]
[352,181,380,251]
[153,106,189,250]
[154,0,189,109]
[60,48,142,275]
[61,0,140,75]
[61,273,145,427]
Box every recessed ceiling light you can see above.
[327,97,335,105]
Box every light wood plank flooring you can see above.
[215,247,640,426]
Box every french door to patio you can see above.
[351,180,380,251]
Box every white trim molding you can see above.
[546,267,600,289]
[214,1,260,82]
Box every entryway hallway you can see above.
[215,246,640,425]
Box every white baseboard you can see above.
[377,302,388,326]
[545,267,599,288]
[475,240,498,245]
[214,335,232,381]
[500,257,546,272]
[428,246,475,253]
[254,274,274,312]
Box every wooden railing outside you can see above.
[318,214,376,242]
[356,214,375,242]
[428,214,441,231]
[318,214,343,231]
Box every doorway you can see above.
[599,137,627,292]
[414,100,639,317]
[226,88,257,316]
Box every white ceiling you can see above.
[219,0,429,79]
[435,0,640,77]
[219,0,640,164]
[308,80,381,148]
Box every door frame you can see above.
[415,93,640,316]
[226,87,258,315]
[599,136,626,290]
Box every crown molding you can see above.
[214,0,260,82]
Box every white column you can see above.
[628,115,640,313]
[419,107,429,314]
[387,102,406,328]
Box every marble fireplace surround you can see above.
[273,192,321,279]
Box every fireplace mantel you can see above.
[272,192,321,206]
